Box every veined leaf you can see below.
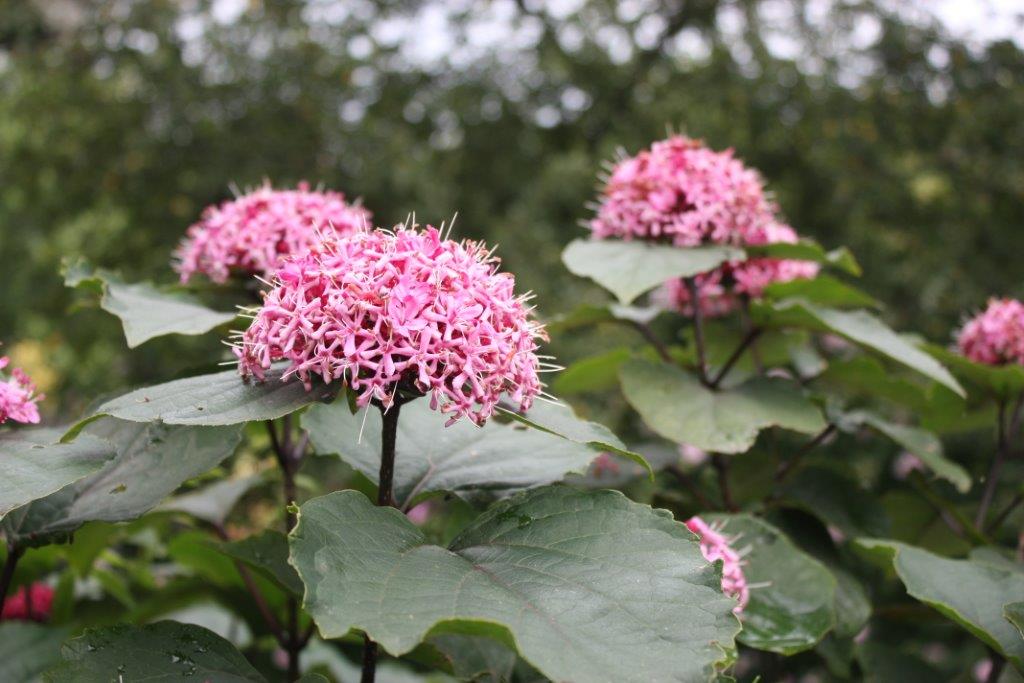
[289,487,740,683]
[923,344,1024,399]
[219,530,303,595]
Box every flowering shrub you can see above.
[1,148,1021,683]
[175,182,370,284]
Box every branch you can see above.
[774,424,836,484]
[631,320,673,364]
[712,455,738,512]
[710,327,764,387]
[686,278,710,386]
[976,400,1009,528]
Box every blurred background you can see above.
[1,0,1022,418]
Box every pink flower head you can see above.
[175,182,371,284]
[235,225,548,426]
[1,583,54,621]
[956,298,1024,365]
[0,356,42,425]
[686,516,750,614]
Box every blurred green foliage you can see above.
[0,0,1021,416]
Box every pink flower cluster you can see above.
[175,182,371,284]
[658,223,820,317]
[686,516,749,615]
[236,226,547,425]
[0,356,42,425]
[957,298,1024,365]
[1,583,53,621]
[590,135,818,316]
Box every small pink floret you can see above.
[686,516,750,614]
[956,298,1024,366]
[0,356,42,425]
[1,583,54,621]
[236,225,547,426]
[175,182,372,284]
[590,135,818,316]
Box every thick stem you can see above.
[632,321,673,365]
[685,278,710,386]
[362,400,404,683]
[0,543,23,617]
[976,401,1009,528]
[710,328,764,388]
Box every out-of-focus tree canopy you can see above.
[1,0,1021,415]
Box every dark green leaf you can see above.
[552,347,631,395]
[44,621,265,682]
[562,239,741,305]
[705,514,837,654]
[0,623,69,683]
[924,344,1024,399]
[89,366,337,426]
[745,240,861,276]
[620,358,826,454]
[764,275,878,308]
[290,487,740,682]
[219,530,303,595]
[780,467,890,537]
[64,259,236,348]
[3,419,241,545]
[1005,602,1024,640]
[0,429,114,519]
[856,642,944,682]
[304,399,622,507]
[430,634,516,683]
[157,475,263,526]
[856,539,1024,669]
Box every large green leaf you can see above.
[705,514,837,654]
[780,467,890,537]
[552,347,632,395]
[430,634,517,683]
[303,400,615,507]
[752,301,964,396]
[620,358,825,454]
[3,419,241,545]
[0,429,114,519]
[88,366,337,427]
[924,344,1024,399]
[157,474,263,525]
[562,239,742,305]
[1006,602,1024,640]
[856,539,1024,669]
[219,530,303,595]
[65,258,236,348]
[290,487,740,683]
[763,275,878,309]
[838,410,971,492]
[44,621,264,682]
[745,240,861,276]
[0,623,69,683]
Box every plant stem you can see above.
[976,401,1009,528]
[631,321,673,364]
[739,297,764,375]
[987,492,1023,532]
[909,472,991,546]
[712,455,737,512]
[666,465,715,511]
[685,278,710,386]
[362,400,404,683]
[213,524,287,647]
[774,424,836,484]
[0,543,22,616]
[710,327,764,388]
[985,651,1005,683]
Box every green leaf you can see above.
[705,514,837,654]
[87,366,338,427]
[0,623,70,683]
[301,639,456,683]
[157,474,263,526]
[562,239,742,305]
[3,419,241,545]
[546,302,662,333]
[763,275,878,308]
[1005,602,1024,640]
[752,301,964,396]
[430,634,517,683]
[64,258,236,348]
[780,467,890,537]
[856,539,1024,669]
[745,240,861,276]
[923,344,1024,399]
[219,530,303,595]
[838,410,971,493]
[0,429,114,519]
[290,487,740,682]
[855,642,944,682]
[304,399,624,507]
[552,347,632,395]
[619,358,826,454]
[44,621,265,682]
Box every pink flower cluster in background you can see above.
[590,135,818,316]
[686,516,750,615]
[0,356,42,425]
[1,583,53,621]
[175,182,371,284]
[237,225,547,426]
[956,298,1024,365]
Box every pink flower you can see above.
[686,516,750,614]
[956,298,1024,365]
[590,136,818,316]
[1,583,54,621]
[175,182,371,284]
[0,357,42,425]
[236,225,548,426]
[678,443,709,467]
